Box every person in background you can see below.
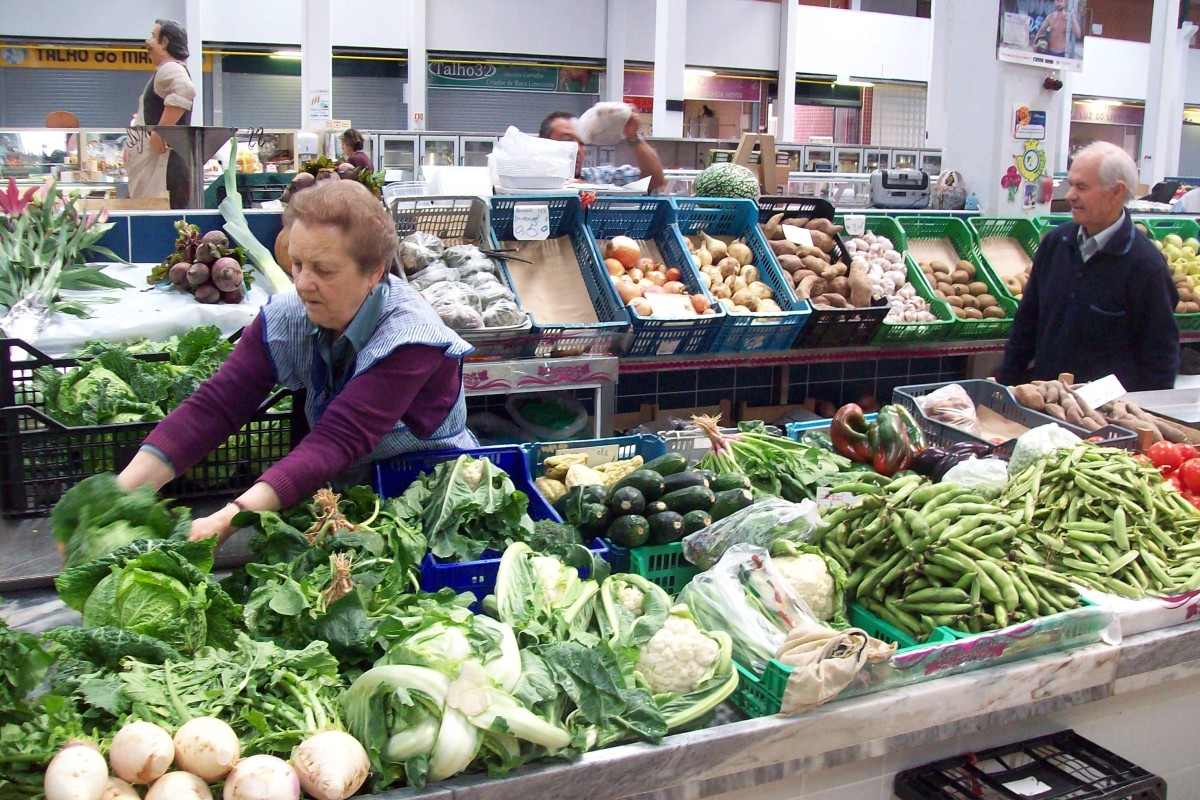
[117,180,477,545]
[999,141,1179,392]
[539,110,665,194]
[1171,186,1200,214]
[124,19,195,208]
[341,128,373,172]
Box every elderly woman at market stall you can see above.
[117,179,477,544]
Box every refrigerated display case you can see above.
[892,150,919,170]
[863,148,889,172]
[421,136,458,170]
[804,145,834,172]
[375,133,418,182]
[921,151,943,176]
[460,136,496,166]
[835,147,863,173]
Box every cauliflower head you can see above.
[531,556,575,606]
[635,614,719,696]
[616,582,645,616]
[773,553,835,621]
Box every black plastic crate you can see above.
[0,339,305,517]
[894,730,1166,800]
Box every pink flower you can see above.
[0,177,37,216]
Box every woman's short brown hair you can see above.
[341,128,365,152]
[285,180,397,275]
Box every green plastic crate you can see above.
[896,216,1017,341]
[835,215,955,344]
[1141,218,1200,331]
[1034,214,1072,235]
[629,542,700,597]
[968,216,1042,305]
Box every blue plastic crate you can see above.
[585,197,725,357]
[671,198,811,353]
[525,433,668,479]
[489,195,631,358]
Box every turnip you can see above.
[144,770,211,800]
[44,742,108,800]
[223,755,300,800]
[201,230,230,249]
[101,777,140,800]
[292,731,370,800]
[173,716,240,782]
[109,720,174,785]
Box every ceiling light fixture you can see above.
[685,68,716,78]
[835,74,874,88]
[271,49,302,59]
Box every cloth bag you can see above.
[774,620,895,715]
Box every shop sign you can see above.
[0,44,212,71]
[428,61,599,93]
[1070,102,1144,126]
[623,71,762,103]
[1183,107,1200,125]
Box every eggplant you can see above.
[910,446,948,477]
[948,441,995,457]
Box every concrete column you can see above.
[1055,71,1074,174]
[407,0,427,131]
[183,0,204,125]
[1141,0,1195,184]
[777,0,799,143]
[934,0,1067,216]
[299,0,333,131]
[605,0,627,104]
[923,0,949,150]
[652,0,685,138]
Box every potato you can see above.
[983,306,1007,319]
[950,269,971,284]
[956,260,977,279]
[977,294,997,309]
[968,281,989,296]
[963,306,983,319]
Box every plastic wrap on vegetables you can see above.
[463,271,502,290]
[400,231,445,273]
[423,281,481,312]
[442,244,484,269]
[436,303,485,331]
[681,497,821,570]
[475,281,515,309]
[456,256,497,279]
[410,261,460,292]
[482,299,525,328]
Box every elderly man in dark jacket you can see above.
[999,142,1179,392]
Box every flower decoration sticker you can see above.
[1000,165,1021,203]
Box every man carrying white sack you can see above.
[539,104,666,194]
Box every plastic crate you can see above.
[1035,214,1074,236]
[1139,219,1200,332]
[584,198,725,357]
[893,379,1136,457]
[968,216,1042,305]
[489,195,631,358]
[672,198,812,354]
[755,196,837,226]
[894,729,1167,800]
[896,216,1018,341]
[0,339,303,518]
[526,433,667,479]
[629,542,700,597]
[390,195,534,361]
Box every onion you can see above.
[223,755,300,800]
[635,257,656,272]
[145,771,211,800]
[616,281,643,304]
[727,240,753,266]
[44,742,108,800]
[629,297,653,316]
[604,258,625,277]
[605,236,641,268]
[642,284,665,294]
[173,717,240,782]
[690,294,711,314]
[645,270,666,286]
[627,267,644,282]
[664,267,683,282]
[292,731,370,800]
[663,281,687,294]
[110,721,174,785]
[101,777,140,800]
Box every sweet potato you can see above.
[848,264,872,307]
[806,218,843,237]
[795,275,822,300]
[809,230,836,254]
[782,216,810,229]
[768,239,799,257]
[1013,384,1044,411]
[827,276,850,297]
[815,293,849,308]
[762,213,785,241]
[777,254,803,273]
[801,255,829,274]
[1043,403,1066,421]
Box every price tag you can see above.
[1003,777,1053,797]
[781,224,814,247]
[1074,374,1126,410]
[642,293,698,319]
[260,199,283,211]
[816,486,860,510]
[513,204,550,241]
[843,214,866,237]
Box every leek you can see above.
[218,139,291,293]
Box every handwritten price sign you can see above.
[513,204,550,241]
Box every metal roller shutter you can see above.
[221,73,405,130]
[428,89,596,135]
[332,76,406,130]
[0,68,155,127]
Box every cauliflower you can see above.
[531,556,576,605]
[616,582,645,615]
[635,614,719,695]
[772,553,836,621]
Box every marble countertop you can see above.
[6,584,1200,800]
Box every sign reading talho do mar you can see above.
[1,44,213,71]
[428,61,599,93]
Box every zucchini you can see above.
[647,511,686,544]
[581,484,608,505]
[682,509,712,535]
[642,452,688,477]
[608,486,646,517]
[644,500,669,517]
[575,503,610,537]
[710,472,751,492]
[612,469,667,502]
[709,488,754,521]
[659,486,716,514]
[695,468,718,483]
[607,514,650,548]
[660,471,710,494]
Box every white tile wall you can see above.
[870,87,927,149]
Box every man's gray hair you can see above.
[154,18,190,61]
[1076,141,1138,202]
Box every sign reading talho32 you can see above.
[427,61,598,93]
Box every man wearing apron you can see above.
[124,19,195,209]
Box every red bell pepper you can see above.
[830,403,872,462]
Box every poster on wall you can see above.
[1013,105,1047,140]
[996,0,1087,72]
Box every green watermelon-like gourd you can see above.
[692,162,760,199]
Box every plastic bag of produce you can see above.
[940,457,1009,498]
[575,102,633,146]
[456,256,497,279]
[1008,423,1081,475]
[476,281,515,309]
[410,261,460,292]
[682,497,820,570]
[423,280,481,312]
[462,271,501,289]
[442,244,484,268]
[399,231,445,273]
[481,298,525,328]
[916,383,981,436]
[435,302,485,331]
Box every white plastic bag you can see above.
[917,383,981,436]
[1008,424,1081,475]
[575,102,633,146]
[488,126,577,188]
[941,457,1010,498]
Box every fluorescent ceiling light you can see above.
[685,68,716,78]
[1086,98,1123,107]
[271,49,302,59]
[835,74,874,88]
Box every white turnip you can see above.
[222,754,300,800]
[109,720,174,785]
[144,770,211,800]
[100,777,140,800]
[173,716,241,782]
[44,742,109,800]
[291,731,370,800]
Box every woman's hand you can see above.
[188,503,240,544]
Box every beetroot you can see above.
[169,262,191,287]
[186,262,211,287]
[210,257,244,293]
[221,287,246,304]
[200,230,229,249]
[194,242,220,265]
[193,283,221,304]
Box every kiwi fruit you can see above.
[964,306,983,320]
[953,284,972,297]
[960,295,979,310]
[952,306,966,318]
[977,293,997,309]
[950,269,970,284]
[968,281,989,296]
[946,295,963,308]
[983,306,1007,319]
[956,260,977,279]
[930,260,952,275]
[937,281,953,295]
